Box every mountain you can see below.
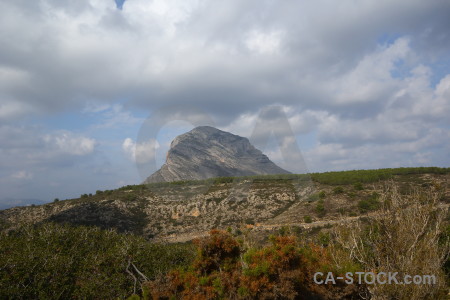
[0,198,46,210]
[144,126,290,183]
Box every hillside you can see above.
[1,167,449,299]
[1,167,449,242]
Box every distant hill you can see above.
[144,126,290,183]
[0,198,46,210]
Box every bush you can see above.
[353,182,364,190]
[245,218,255,225]
[333,185,449,298]
[358,192,380,213]
[123,194,137,202]
[315,200,326,217]
[278,226,290,236]
[0,223,195,299]
[333,186,344,194]
[145,231,363,299]
[304,215,312,223]
[318,231,330,246]
[53,198,59,202]
[306,193,320,202]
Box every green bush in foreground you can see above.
[0,223,195,299]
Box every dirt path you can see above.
[161,203,450,243]
[160,213,369,243]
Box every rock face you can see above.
[144,126,290,183]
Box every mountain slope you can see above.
[144,126,290,183]
[1,167,448,242]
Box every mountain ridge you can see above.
[144,126,290,183]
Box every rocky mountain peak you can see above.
[144,126,290,183]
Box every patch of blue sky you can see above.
[377,32,403,47]
[34,111,96,132]
[428,57,450,88]
[114,0,126,10]
[390,58,411,80]
[296,131,317,152]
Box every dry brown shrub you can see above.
[332,183,449,299]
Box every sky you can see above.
[0,0,449,208]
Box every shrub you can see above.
[357,192,380,213]
[0,223,195,299]
[319,190,326,199]
[353,182,364,190]
[333,185,449,298]
[304,215,312,223]
[278,226,290,236]
[145,231,363,299]
[333,186,344,194]
[123,194,137,202]
[315,199,326,217]
[318,231,331,247]
[53,198,59,202]
[245,218,255,225]
[306,193,320,202]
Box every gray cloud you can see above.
[0,0,449,207]
[1,0,449,122]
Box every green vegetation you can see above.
[132,167,450,189]
[353,182,364,190]
[310,167,450,185]
[1,167,448,299]
[358,192,381,213]
[333,186,344,194]
[318,190,326,199]
[315,199,326,217]
[245,218,255,225]
[55,167,448,204]
[306,192,320,202]
[0,223,195,299]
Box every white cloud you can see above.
[325,37,410,105]
[82,102,111,113]
[11,170,33,180]
[122,137,159,164]
[245,30,284,55]
[305,126,450,172]
[44,132,96,156]
[0,101,33,121]
[0,0,449,205]
[90,104,143,129]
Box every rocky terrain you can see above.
[1,168,449,243]
[144,126,290,183]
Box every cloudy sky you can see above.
[1,0,449,207]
